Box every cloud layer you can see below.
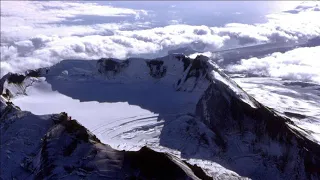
[227,46,320,83]
[0,1,147,42]
[1,1,320,81]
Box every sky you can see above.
[1,1,320,83]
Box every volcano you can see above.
[1,54,319,179]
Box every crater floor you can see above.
[13,77,205,150]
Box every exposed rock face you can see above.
[0,99,210,180]
[97,58,130,77]
[0,68,46,98]
[196,69,320,179]
[1,53,320,179]
[146,60,167,78]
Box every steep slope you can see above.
[233,77,320,144]
[1,54,319,179]
[0,98,211,180]
[196,70,320,179]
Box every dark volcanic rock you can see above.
[97,58,129,76]
[284,111,307,119]
[146,60,167,78]
[26,69,42,77]
[7,73,26,84]
[196,69,320,179]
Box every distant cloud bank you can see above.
[227,46,320,83]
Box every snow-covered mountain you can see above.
[1,54,319,179]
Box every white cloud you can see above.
[1,1,146,23]
[212,2,320,45]
[1,1,320,79]
[0,1,148,41]
[227,46,320,83]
